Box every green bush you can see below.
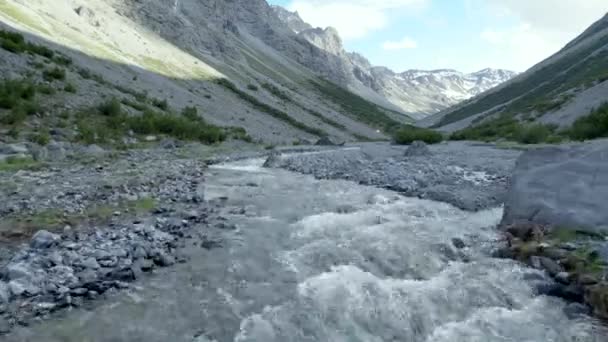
[394,125,443,144]
[43,67,66,81]
[127,109,225,144]
[98,98,122,117]
[566,102,608,141]
[0,106,27,125]
[0,29,55,58]
[37,84,56,95]
[64,83,77,93]
[516,124,553,144]
[0,79,36,109]
[247,84,259,91]
[53,55,72,66]
[31,131,50,146]
[181,106,200,121]
[152,98,169,111]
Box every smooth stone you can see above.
[30,230,61,249]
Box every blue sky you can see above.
[268,0,608,73]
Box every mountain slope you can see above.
[0,0,412,143]
[422,13,608,131]
[272,5,517,119]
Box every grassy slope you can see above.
[436,22,608,127]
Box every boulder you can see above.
[501,141,608,234]
[263,150,282,168]
[404,141,431,157]
[0,143,29,155]
[30,230,61,249]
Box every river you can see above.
[6,157,606,341]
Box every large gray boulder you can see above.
[404,141,431,157]
[501,141,608,233]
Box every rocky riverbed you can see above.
[266,141,522,211]
[0,142,238,334]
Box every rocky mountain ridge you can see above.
[272,5,517,119]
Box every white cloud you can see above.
[475,0,608,71]
[287,0,428,40]
[382,37,418,50]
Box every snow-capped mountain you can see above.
[272,6,518,119]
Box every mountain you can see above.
[0,0,414,144]
[271,6,517,119]
[421,13,608,132]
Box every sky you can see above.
[267,0,608,73]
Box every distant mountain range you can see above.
[420,12,608,131]
[272,6,518,119]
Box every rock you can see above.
[530,256,542,270]
[154,252,175,267]
[587,284,608,320]
[541,247,568,260]
[30,230,61,249]
[0,317,10,334]
[6,263,33,280]
[555,272,571,284]
[0,143,29,155]
[80,257,100,270]
[262,150,282,168]
[579,274,599,285]
[0,281,10,303]
[77,269,98,284]
[46,141,67,160]
[159,138,180,149]
[501,142,608,234]
[80,144,105,156]
[539,256,562,276]
[404,141,431,157]
[8,279,40,297]
[451,238,466,249]
[70,288,88,297]
[145,135,158,142]
[315,136,338,146]
[563,303,591,319]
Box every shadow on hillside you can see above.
[0,21,349,142]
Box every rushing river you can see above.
[7,157,606,341]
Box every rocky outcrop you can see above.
[498,140,608,321]
[501,140,608,234]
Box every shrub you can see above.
[37,84,55,95]
[53,55,72,66]
[31,131,50,146]
[64,83,77,93]
[566,102,608,141]
[516,124,553,144]
[181,106,200,121]
[152,98,169,111]
[0,79,36,109]
[247,84,259,91]
[77,68,92,79]
[0,29,55,58]
[126,109,225,144]
[394,125,443,144]
[0,106,27,125]
[43,67,66,81]
[98,98,122,117]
